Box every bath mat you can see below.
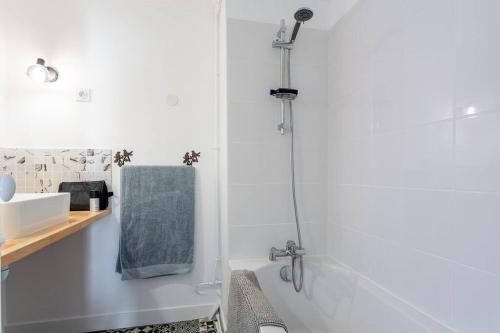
[87,319,217,333]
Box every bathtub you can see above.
[229,257,455,333]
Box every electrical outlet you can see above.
[76,89,91,103]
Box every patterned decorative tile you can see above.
[87,319,218,333]
[0,148,112,193]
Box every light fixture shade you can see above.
[26,58,58,83]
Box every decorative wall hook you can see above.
[114,149,133,167]
[183,150,201,166]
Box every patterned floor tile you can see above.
[87,319,218,333]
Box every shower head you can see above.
[290,7,314,43]
[294,7,314,22]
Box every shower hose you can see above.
[287,50,304,293]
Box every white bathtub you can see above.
[230,257,455,333]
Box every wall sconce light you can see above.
[26,58,58,83]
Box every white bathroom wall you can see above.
[0,0,219,331]
[0,0,6,141]
[226,17,328,259]
[328,0,500,332]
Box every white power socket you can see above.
[76,89,92,103]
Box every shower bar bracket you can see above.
[272,40,294,49]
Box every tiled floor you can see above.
[87,319,217,333]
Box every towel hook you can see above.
[183,150,200,166]
[114,149,133,167]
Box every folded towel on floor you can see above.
[116,166,195,280]
[228,270,288,333]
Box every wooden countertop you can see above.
[1,210,111,268]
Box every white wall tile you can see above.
[400,0,454,128]
[292,141,328,184]
[229,222,325,259]
[292,64,329,104]
[455,111,500,192]
[330,185,371,231]
[371,30,406,132]
[228,100,282,143]
[228,141,290,185]
[334,136,372,185]
[330,91,372,139]
[448,192,500,276]
[295,182,327,223]
[227,19,281,65]
[229,224,296,259]
[455,0,500,116]
[358,0,405,51]
[371,121,454,189]
[291,27,329,68]
[228,59,280,103]
[228,182,325,226]
[228,183,293,225]
[334,186,453,258]
[328,224,374,276]
[292,101,329,145]
[349,283,431,333]
[369,239,453,324]
[452,265,500,333]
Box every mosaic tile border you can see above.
[87,319,217,333]
[0,148,112,193]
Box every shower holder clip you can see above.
[270,88,298,101]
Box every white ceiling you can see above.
[226,0,358,30]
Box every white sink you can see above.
[0,193,70,240]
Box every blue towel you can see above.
[116,166,195,280]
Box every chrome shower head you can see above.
[294,7,314,22]
[290,7,314,43]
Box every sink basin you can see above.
[0,193,70,240]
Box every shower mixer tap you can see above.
[269,240,306,261]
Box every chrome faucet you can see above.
[269,240,306,261]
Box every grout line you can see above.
[229,181,322,185]
[450,263,456,327]
[450,0,458,323]
[334,183,500,195]
[229,221,320,228]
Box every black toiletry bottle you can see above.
[89,190,100,212]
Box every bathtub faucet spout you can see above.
[269,247,288,261]
[269,240,306,261]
